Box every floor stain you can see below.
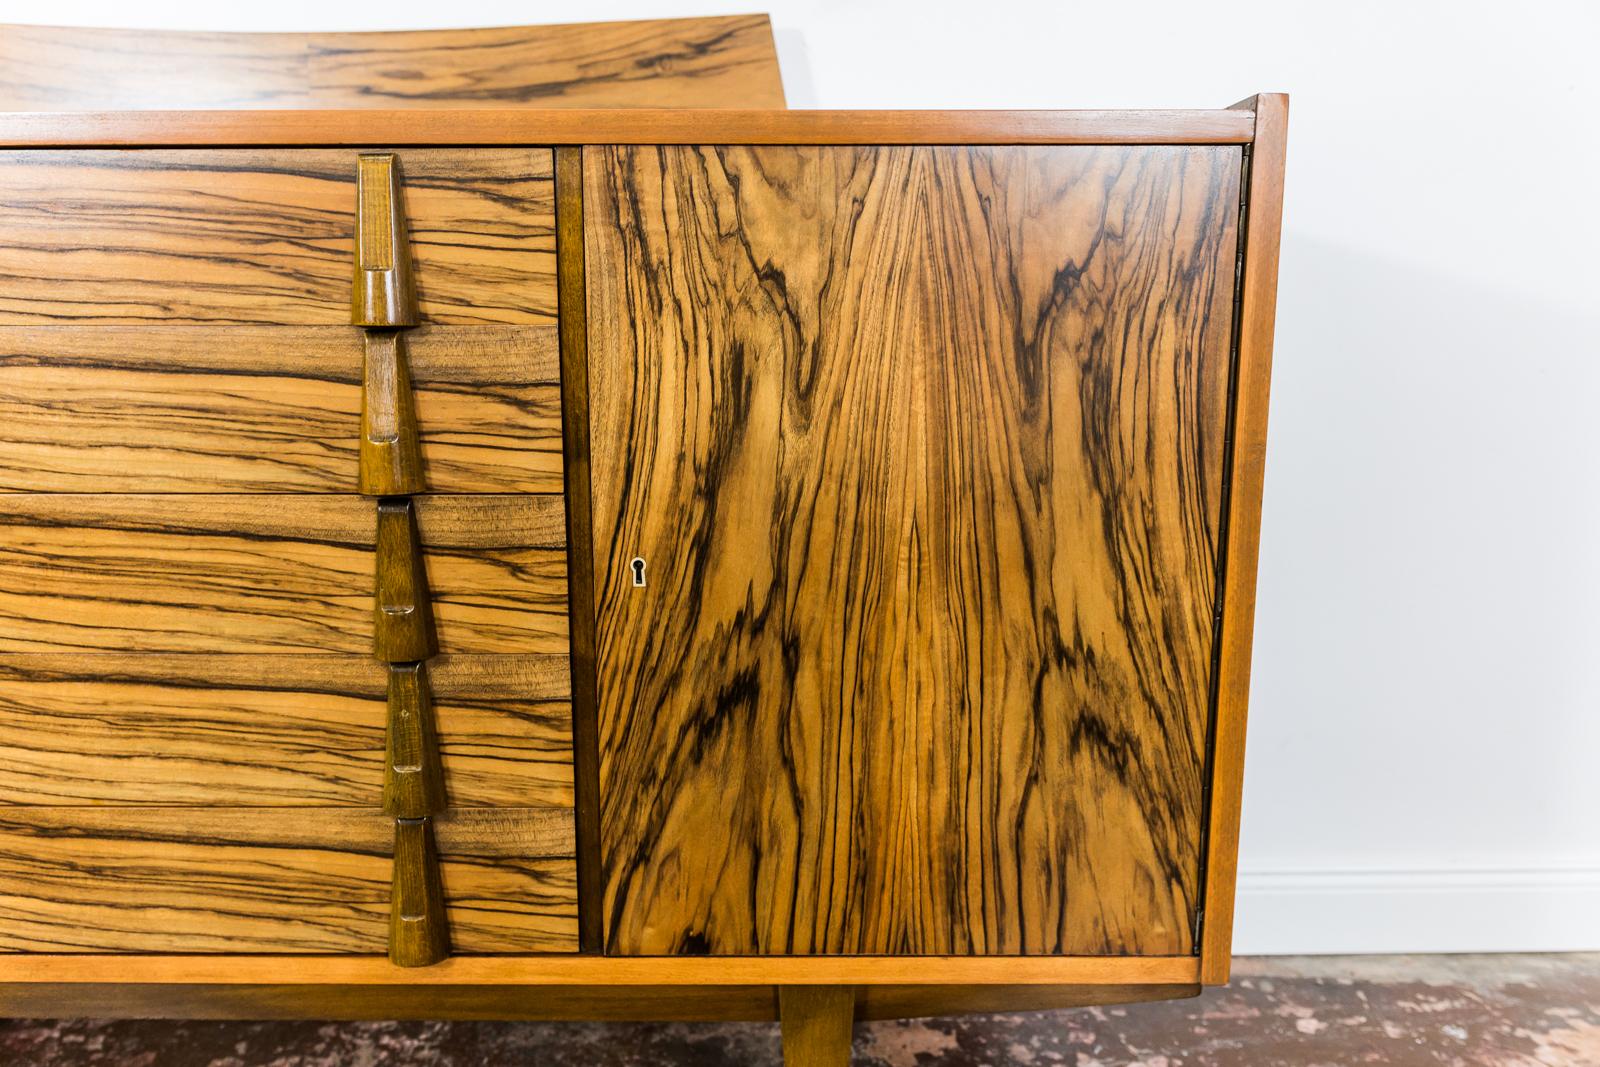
[1,954,1595,1065]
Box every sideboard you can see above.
[0,99,1287,1065]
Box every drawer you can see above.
[0,149,555,325]
[0,495,567,654]
[0,807,577,954]
[0,324,563,493]
[0,654,573,807]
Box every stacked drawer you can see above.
[0,148,578,959]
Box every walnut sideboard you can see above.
[0,100,1287,1064]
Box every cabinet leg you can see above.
[779,985,855,1067]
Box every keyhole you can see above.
[630,557,647,588]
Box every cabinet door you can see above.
[585,145,1241,956]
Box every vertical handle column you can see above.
[354,152,450,968]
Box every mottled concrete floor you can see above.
[3,954,1596,1065]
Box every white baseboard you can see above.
[1231,865,1600,955]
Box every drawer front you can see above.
[0,495,567,654]
[0,324,563,493]
[0,655,573,807]
[587,145,1241,956]
[0,807,577,954]
[0,149,555,325]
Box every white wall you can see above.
[12,0,1600,955]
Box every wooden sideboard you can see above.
[0,100,1286,1065]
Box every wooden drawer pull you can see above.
[352,153,418,328]
[389,817,449,967]
[383,662,446,818]
[374,498,437,662]
[360,331,425,496]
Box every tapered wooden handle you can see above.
[389,817,449,966]
[374,498,437,662]
[384,662,446,818]
[352,153,418,328]
[359,331,425,496]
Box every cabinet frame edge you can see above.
[0,954,1202,986]
[1197,92,1290,985]
[0,108,1256,147]
[555,145,605,954]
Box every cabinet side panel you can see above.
[587,145,1240,956]
[1200,94,1289,984]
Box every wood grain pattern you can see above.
[0,654,573,808]
[0,981,1197,1022]
[555,146,606,954]
[0,109,1258,149]
[780,986,856,1067]
[587,145,1241,956]
[0,807,577,954]
[0,495,568,654]
[0,149,555,325]
[0,16,785,111]
[0,324,562,493]
[1200,93,1289,985]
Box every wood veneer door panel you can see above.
[0,149,555,325]
[0,325,562,493]
[586,145,1241,956]
[0,495,568,654]
[0,807,578,954]
[0,655,573,807]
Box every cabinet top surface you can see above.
[0,104,1272,147]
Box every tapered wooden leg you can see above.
[779,985,855,1067]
